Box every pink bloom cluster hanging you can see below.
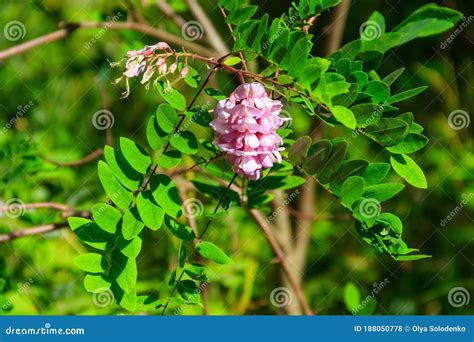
[117,42,189,97]
[210,82,287,180]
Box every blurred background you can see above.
[0,0,472,315]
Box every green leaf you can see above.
[303,139,332,175]
[390,154,427,189]
[68,217,113,250]
[351,103,384,127]
[196,241,231,264]
[288,136,312,165]
[386,133,428,154]
[387,86,427,104]
[223,56,242,66]
[150,174,182,218]
[146,115,169,150]
[382,67,405,86]
[122,208,145,240]
[110,251,137,294]
[117,287,137,312]
[341,176,365,207]
[119,137,151,174]
[183,65,201,88]
[156,81,186,111]
[170,131,198,154]
[319,140,348,184]
[91,203,121,234]
[104,146,142,191]
[164,216,195,241]
[331,105,356,129]
[98,161,132,209]
[74,253,104,273]
[363,183,405,202]
[343,282,361,312]
[364,118,409,146]
[156,150,181,169]
[84,274,111,293]
[117,234,142,259]
[156,104,179,133]
[377,212,403,235]
[365,81,390,103]
[251,175,306,191]
[360,162,390,186]
[178,242,186,267]
[136,192,165,230]
[393,254,431,261]
[330,159,369,189]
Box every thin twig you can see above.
[219,7,248,71]
[248,208,313,315]
[0,21,215,62]
[0,223,69,243]
[41,148,104,167]
[0,202,71,212]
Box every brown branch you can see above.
[323,0,351,55]
[42,148,103,167]
[248,208,313,315]
[219,7,248,71]
[156,0,187,28]
[0,21,215,62]
[0,202,71,212]
[185,0,230,56]
[0,24,79,62]
[186,166,313,315]
[0,222,68,243]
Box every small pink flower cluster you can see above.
[119,42,188,96]
[210,82,287,180]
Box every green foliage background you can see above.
[0,0,472,315]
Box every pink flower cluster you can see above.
[119,42,188,97]
[210,83,287,180]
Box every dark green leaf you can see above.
[150,174,182,218]
[119,137,151,174]
[341,176,365,207]
[136,191,165,230]
[170,131,198,154]
[122,208,145,240]
[98,161,132,209]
